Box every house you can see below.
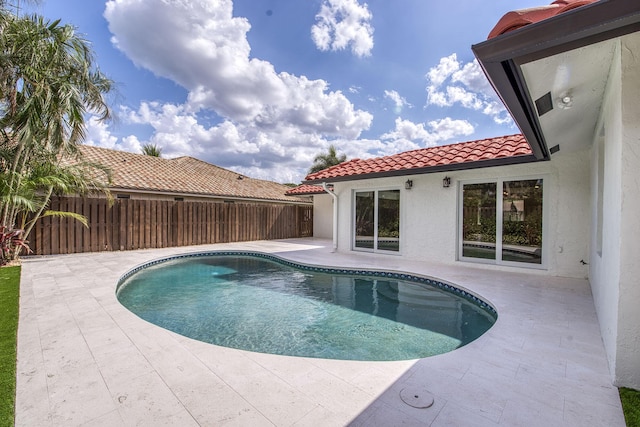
[285,184,331,238]
[27,145,311,255]
[78,145,309,205]
[304,133,586,274]
[303,0,640,390]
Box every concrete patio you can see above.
[15,238,625,426]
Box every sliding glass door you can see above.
[355,191,375,249]
[460,177,545,266]
[501,179,543,264]
[354,189,400,252]
[461,182,497,260]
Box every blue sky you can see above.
[26,0,542,183]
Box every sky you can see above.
[24,0,544,184]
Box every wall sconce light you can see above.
[442,176,451,188]
[405,179,413,190]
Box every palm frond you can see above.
[40,210,88,227]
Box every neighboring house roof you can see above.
[304,134,533,183]
[285,184,327,196]
[473,0,640,160]
[77,145,309,204]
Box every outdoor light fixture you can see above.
[405,179,413,190]
[558,91,573,109]
[442,176,451,188]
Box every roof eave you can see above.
[303,154,539,184]
[108,187,311,205]
[472,0,640,159]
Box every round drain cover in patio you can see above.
[400,387,434,408]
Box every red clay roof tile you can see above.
[285,184,327,196]
[304,134,532,182]
[488,0,597,39]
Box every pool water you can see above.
[117,254,496,361]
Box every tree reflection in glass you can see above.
[462,183,497,260]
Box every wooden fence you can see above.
[27,197,313,255]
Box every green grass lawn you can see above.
[621,387,640,427]
[0,266,20,427]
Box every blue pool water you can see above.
[116,253,497,361]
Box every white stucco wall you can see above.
[617,33,640,390]
[312,194,333,239]
[588,34,640,390]
[597,34,640,390]
[589,40,623,387]
[328,151,590,278]
[617,34,640,389]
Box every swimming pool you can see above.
[116,252,497,361]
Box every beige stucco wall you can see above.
[328,149,590,279]
[589,35,640,390]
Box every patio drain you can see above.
[399,387,434,408]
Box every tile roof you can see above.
[77,145,309,204]
[488,0,597,39]
[304,134,533,182]
[285,184,327,196]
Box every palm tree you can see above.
[141,143,162,157]
[309,145,347,174]
[0,11,113,260]
[0,0,41,16]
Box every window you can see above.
[460,177,545,266]
[354,189,400,252]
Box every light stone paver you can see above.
[16,239,625,426]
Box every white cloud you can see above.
[426,54,460,88]
[427,117,475,141]
[98,2,511,184]
[105,0,372,136]
[384,90,412,114]
[89,101,373,183]
[102,0,376,183]
[311,0,374,57]
[84,116,142,153]
[381,117,474,148]
[426,53,512,125]
[90,102,473,183]
[451,60,493,94]
[84,117,118,149]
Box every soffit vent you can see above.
[535,92,554,116]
